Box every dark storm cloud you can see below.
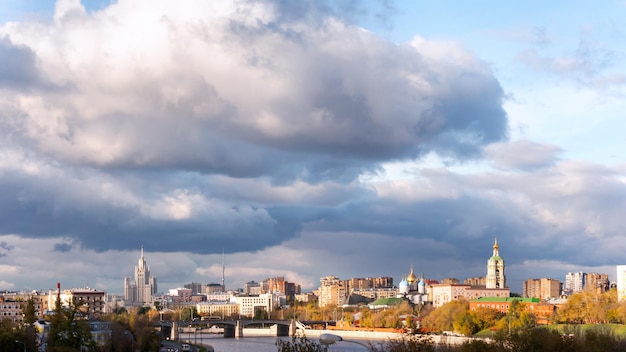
[0,38,42,89]
[0,166,284,254]
[283,161,626,276]
[53,242,74,252]
[0,241,13,257]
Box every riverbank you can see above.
[243,327,473,345]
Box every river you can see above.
[180,334,372,351]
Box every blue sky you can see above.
[0,0,624,295]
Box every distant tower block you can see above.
[123,246,158,303]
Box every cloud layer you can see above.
[0,0,623,294]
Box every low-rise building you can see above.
[44,288,106,318]
[0,291,43,324]
[351,287,398,301]
[233,294,273,317]
[294,293,316,303]
[196,301,239,318]
[470,297,556,325]
[431,284,510,307]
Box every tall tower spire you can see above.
[493,238,499,256]
[141,245,144,258]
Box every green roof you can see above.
[370,297,404,306]
[472,297,540,303]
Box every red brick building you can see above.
[470,297,556,325]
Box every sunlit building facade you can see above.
[486,238,506,289]
[124,246,157,304]
[617,266,626,301]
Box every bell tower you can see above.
[486,238,506,289]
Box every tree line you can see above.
[420,288,626,336]
[3,288,626,351]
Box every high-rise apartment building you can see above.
[523,278,562,300]
[184,282,203,294]
[346,277,393,293]
[586,273,609,293]
[204,283,225,294]
[318,276,347,307]
[244,281,261,295]
[124,246,157,304]
[565,272,585,294]
[266,276,286,294]
[258,277,301,299]
[465,276,486,286]
[486,239,506,289]
[617,266,626,301]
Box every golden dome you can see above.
[407,267,417,284]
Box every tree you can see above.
[23,299,37,325]
[254,308,269,320]
[0,318,36,352]
[128,314,160,352]
[47,296,96,352]
[373,334,435,352]
[555,290,618,324]
[421,299,468,333]
[276,336,328,352]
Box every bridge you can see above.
[158,319,333,339]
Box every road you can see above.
[160,339,214,352]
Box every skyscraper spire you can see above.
[141,245,144,258]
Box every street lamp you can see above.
[15,340,26,352]
[319,333,371,351]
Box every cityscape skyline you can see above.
[0,1,625,295]
[0,243,615,297]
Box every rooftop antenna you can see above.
[221,248,225,291]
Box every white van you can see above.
[181,344,191,352]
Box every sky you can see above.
[0,0,625,295]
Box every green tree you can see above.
[23,299,37,325]
[0,318,36,352]
[47,296,96,352]
[254,308,269,320]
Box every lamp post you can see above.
[319,333,371,351]
[15,340,26,352]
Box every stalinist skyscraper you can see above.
[124,246,157,304]
[486,238,506,289]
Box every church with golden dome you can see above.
[397,266,428,304]
[398,239,509,307]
